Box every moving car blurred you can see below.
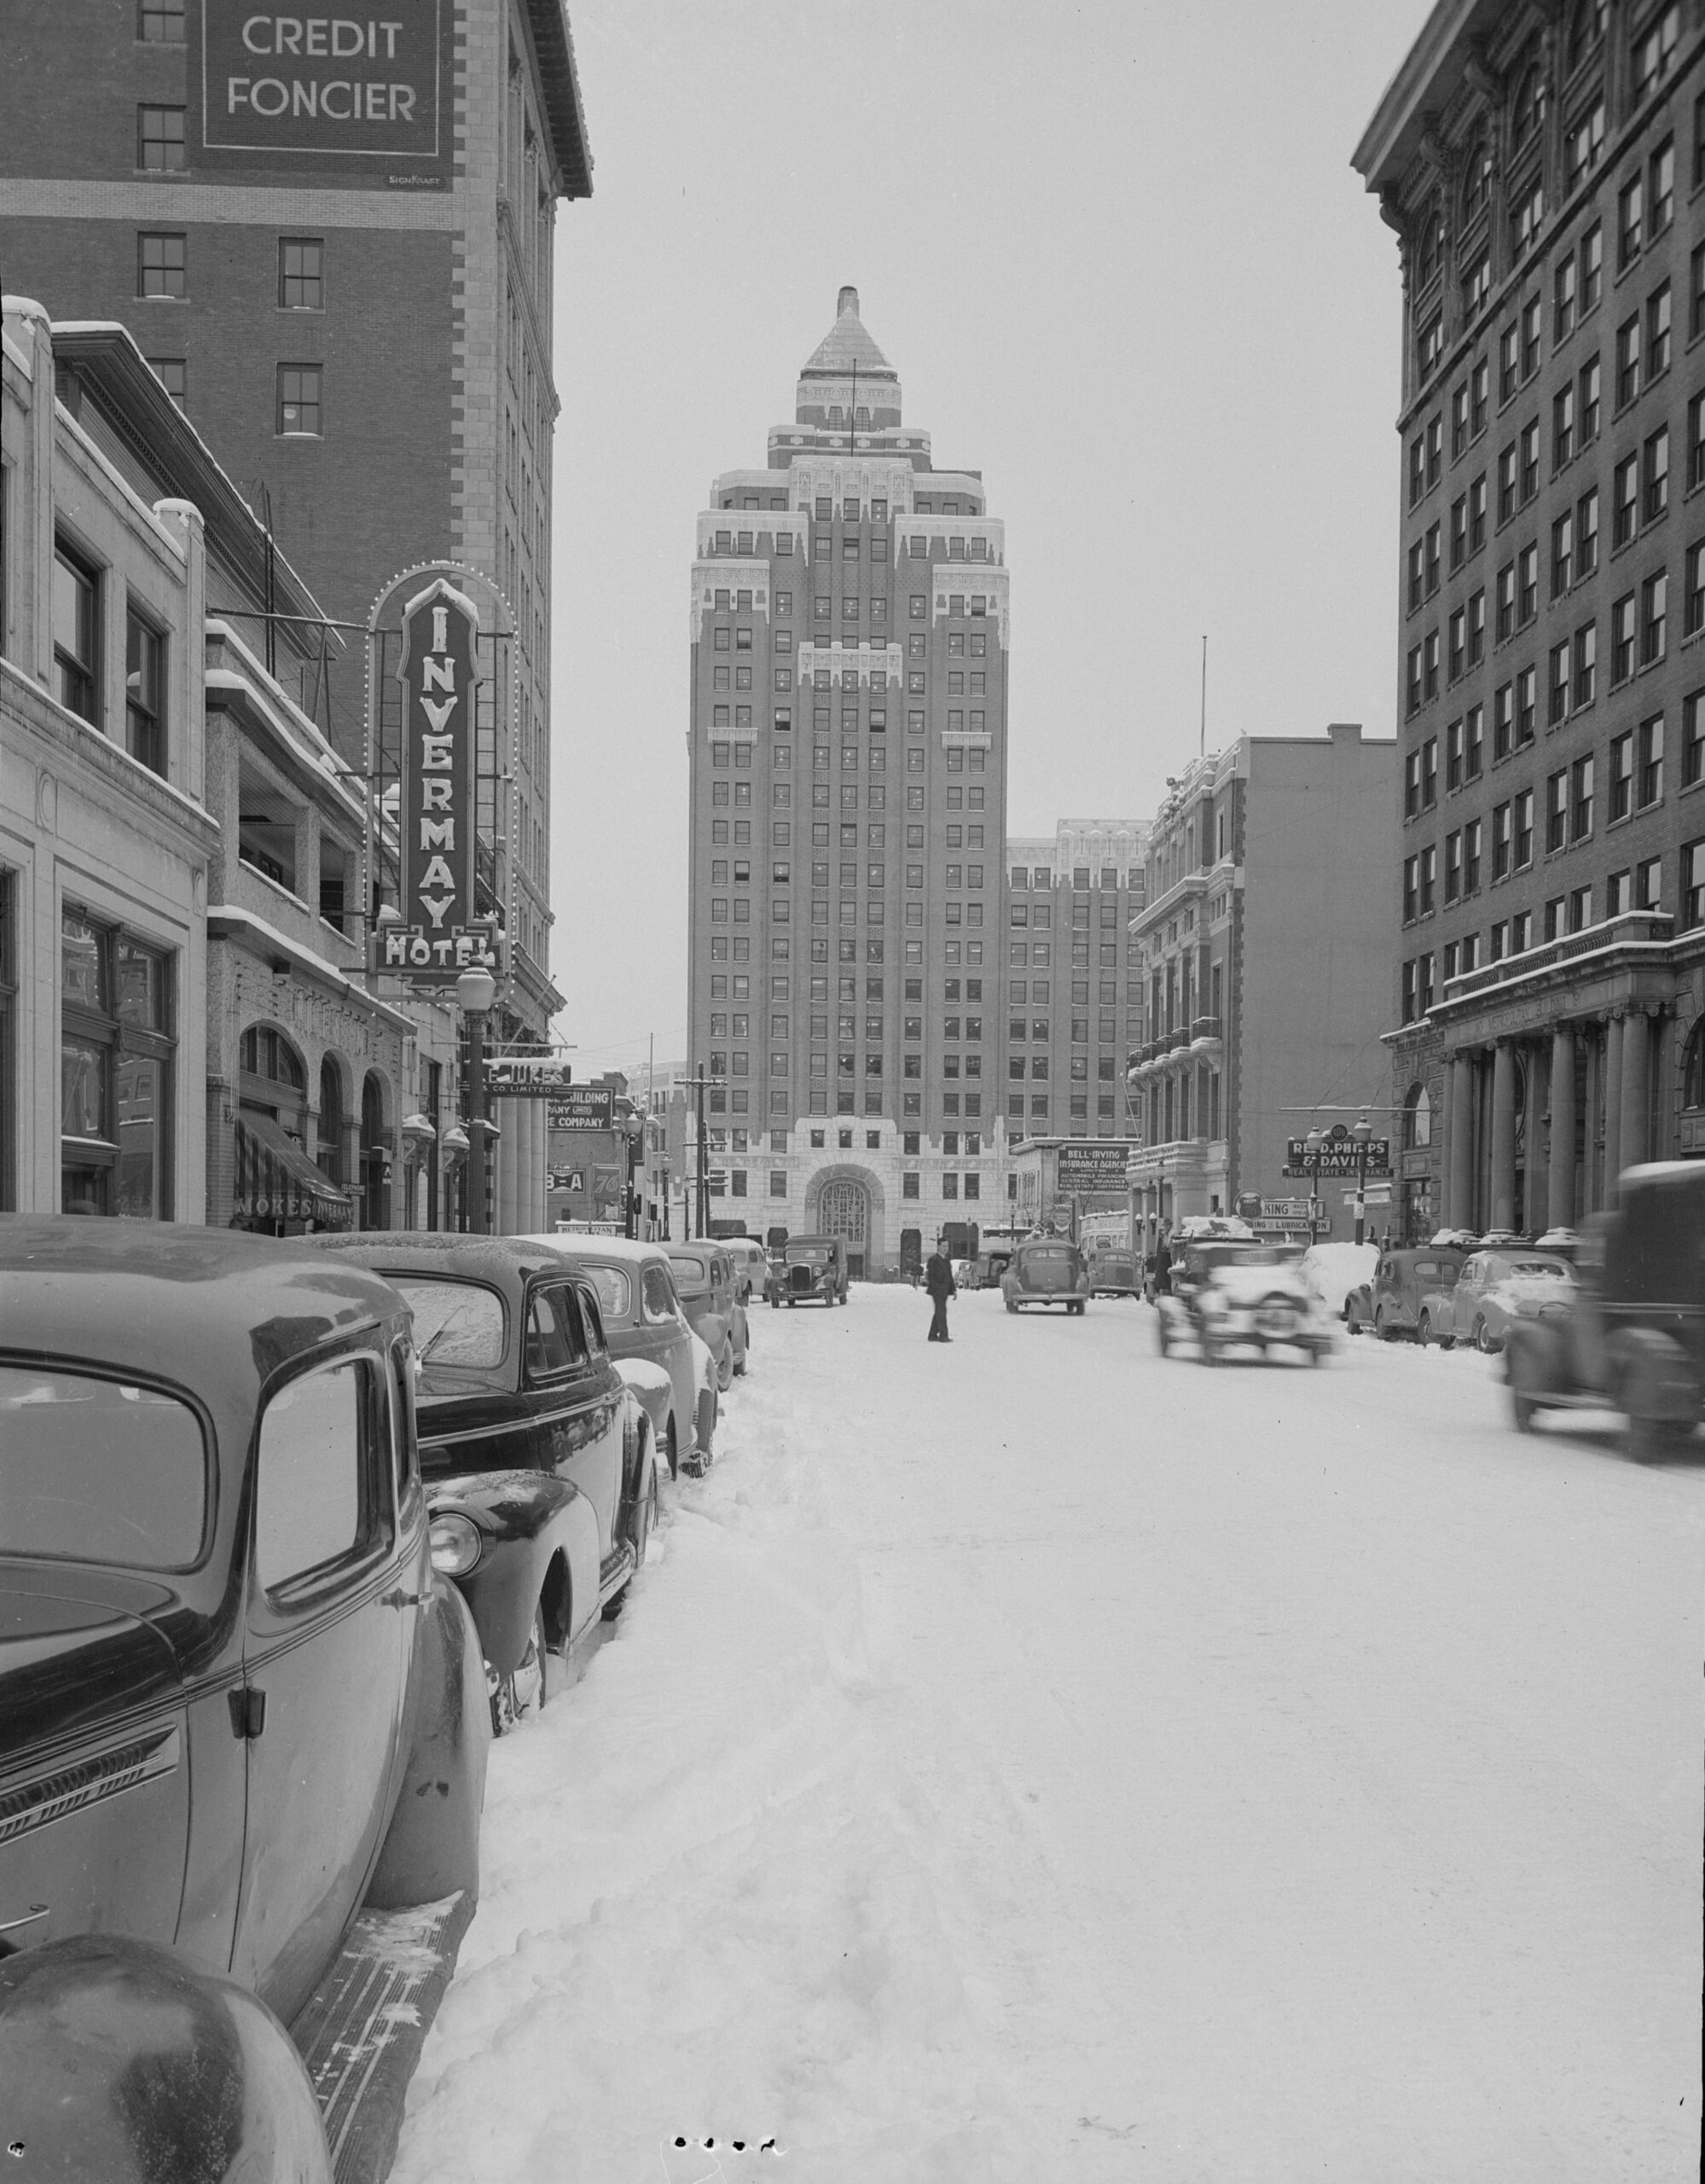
[666,1240,749,1387]
[1157,1234,1334,1365]
[0,1219,488,2175]
[529,1235,716,1478]
[1000,1237,1092,1315]
[1419,1246,1575,1353]
[1506,1163,1705,1461]
[1088,1248,1142,1298]
[307,1234,658,1730]
[764,1234,850,1306]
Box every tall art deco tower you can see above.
[685,290,1012,1274]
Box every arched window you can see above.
[1461,137,1492,223]
[1511,61,1546,152]
[1568,0,1608,73]
[1416,197,1443,288]
[319,1057,345,1187]
[1684,1018,1705,1110]
[361,1072,387,1230]
[240,1024,304,1091]
[1404,1081,1433,1149]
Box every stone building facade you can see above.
[1355,0,1705,1238]
[1125,726,1394,1253]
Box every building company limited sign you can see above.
[373,578,499,980]
[197,2,445,170]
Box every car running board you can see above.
[598,1542,637,1602]
[291,1888,476,2184]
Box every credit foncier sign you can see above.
[199,2,443,164]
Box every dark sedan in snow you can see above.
[765,1234,850,1306]
[1000,1239,1092,1315]
[307,1234,658,1731]
[0,1218,489,2176]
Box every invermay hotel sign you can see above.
[196,3,446,175]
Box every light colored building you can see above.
[684,289,1012,1275]
[2,299,466,1226]
[1125,725,1393,1253]
[1354,0,1705,1238]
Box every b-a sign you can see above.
[373,578,497,979]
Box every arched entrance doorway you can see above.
[360,1072,388,1230]
[819,1175,871,1278]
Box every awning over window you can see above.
[234,1112,355,1229]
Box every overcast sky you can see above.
[547,0,1435,1077]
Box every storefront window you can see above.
[61,906,173,1217]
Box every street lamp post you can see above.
[1304,1124,1327,1246]
[456,966,497,1236]
[1349,1115,1373,1246]
[623,1107,646,1240]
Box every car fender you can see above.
[0,1931,333,2183]
[1606,1324,1700,1423]
[367,1577,490,1913]
[430,1469,598,1671]
[1505,1317,1569,1397]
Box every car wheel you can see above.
[606,1449,658,1621]
[787,1298,797,1308]
[716,1341,734,1393]
[769,1295,780,1310]
[1156,1315,1170,1356]
[1005,1298,1018,1314]
[1417,1312,1433,1349]
[1374,1306,1396,1343]
[664,1416,679,1481]
[1474,1318,1495,1355]
[1343,1296,1360,1333]
[490,1602,548,1735]
[1438,1330,1456,1352]
[1200,1333,1220,1366]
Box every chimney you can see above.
[838,285,859,317]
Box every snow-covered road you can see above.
[391,1285,1703,2183]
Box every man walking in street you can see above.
[925,1236,957,1343]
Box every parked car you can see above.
[1367,1240,1473,1340]
[764,1234,850,1306]
[529,1235,716,1479]
[724,1236,768,1303]
[666,1240,749,1387]
[1419,1246,1575,1353]
[1088,1249,1142,1298]
[1157,1235,1334,1363]
[1505,1163,1705,1461]
[306,1234,658,1731]
[975,1244,1015,1290]
[0,1217,489,2174]
[1000,1238,1092,1315]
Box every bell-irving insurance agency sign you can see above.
[372,578,499,980]
[196,3,445,172]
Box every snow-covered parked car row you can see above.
[0,1217,734,2181]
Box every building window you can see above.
[1615,313,1641,407]
[53,542,100,726]
[276,365,322,437]
[140,0,186,38]
[1609,729,1634,820]
[125,607,165,775]
[1644,424,1669,520]
[279,238,324,310]
[61,908,174,1218]
[137,230,186,298]
[1632,4,1679,99]
[1642,569,1667,665]
[137,105,185,171]
[1572,752,1594,839]
[147,356,186,404]
[1639,714,1664,805]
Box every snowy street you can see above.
[391,1285,1703,2184]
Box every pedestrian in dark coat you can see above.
[1151,1234,1174,1298]
[924,1240,957,1342]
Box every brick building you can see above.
[1124,726,1393,1253]
[0,0,591,1066]
[1355,0,1705,1238]
[685,289,1012,1275]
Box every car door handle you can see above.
[229,1687,267,1740]
[380,1588,428,1609]
[0,1906,49,1934]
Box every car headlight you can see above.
[429,1511,482,1577]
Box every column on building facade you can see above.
[1547,1021,1576,1231]
[1603,1013,1624,1206]
[1619,1006,1650,1179]
[1489,1041,1517,1232]
[1448,1052,1475,1229]
[1526,1039,1550,1240]
[1581,1023,1603,1214]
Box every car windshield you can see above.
[583,1265,633,1322]
[1499,1258,1573,1282]
[670,1255,710,1295]
[790,1246,829,1264]
[394,1278,507,1370]
[0,1364,206,1569]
